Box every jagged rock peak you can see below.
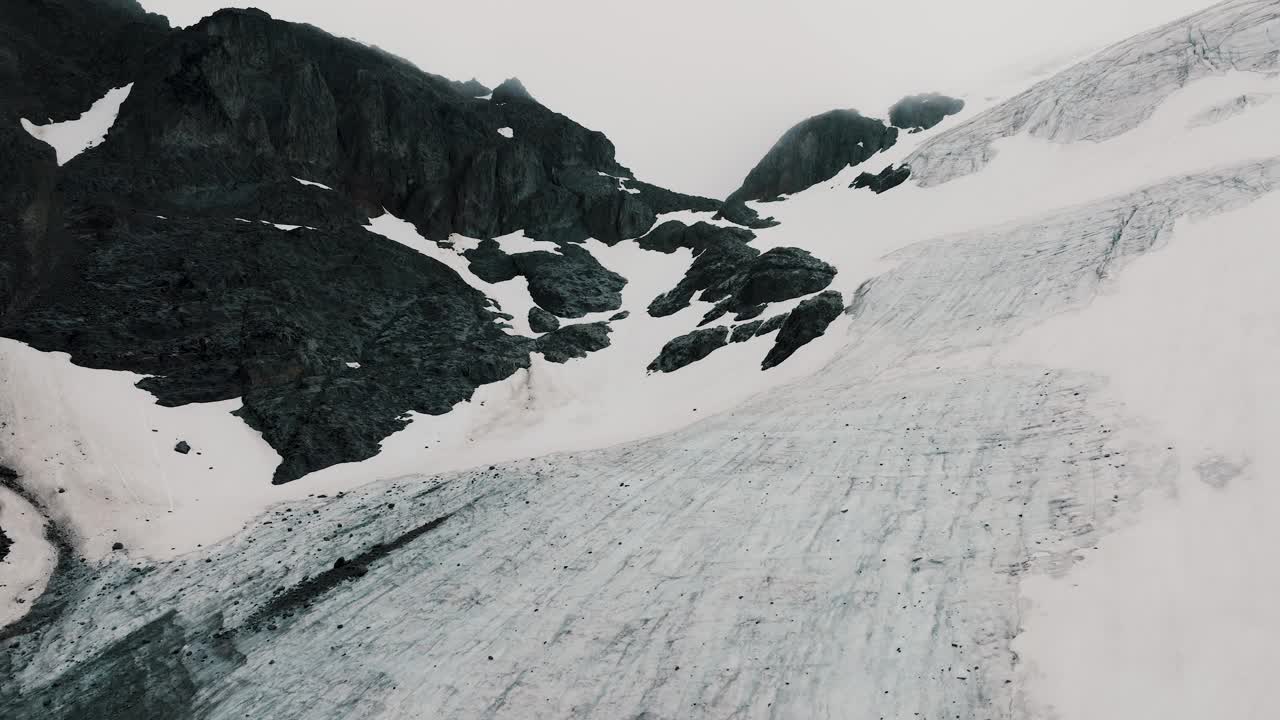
[492,77,535,103]
[455,77,492,97]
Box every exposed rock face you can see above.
[713,201,781,229]
[9,212,536,483]
[454,78,491,97]
[647,228,760,318]
[0,3,729,483]
[754,313,787,336]
[643,217,837,367]
[491,77,535,103]
[535,322,612,363]
[463,240,520,282]
[726,109,898,204]
[730,321,763,343]
[719,247,836,308]
[851,164,912,193]
[762,291,844,369]
[0,0,169,325]
[514,245,626,318]
[653,244,836,322]
[528,306,560,333]
[888,93,965,131]
[647,326,730,373]
[637,220,756,254]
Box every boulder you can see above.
[648,326,730,373]
[528,306,560,333]
[888,93,965,131]
[762,291,844,369]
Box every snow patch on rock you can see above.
[20,84,132,165]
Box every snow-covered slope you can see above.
[4,1,1280,718]
[907,0,1280,185]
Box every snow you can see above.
[908,0,1280,185]
[597,170,641,194]
[0,485,55,628]
[0,340,286,566]
[259,220,312,231]
[648,208,740,228]
[7,8,1280,715]
[366,212,546,335]
[346,362,361,369]
[19,84,132,165]
[448,228,562,255]
[1004,193,1280,720]
[497,126,514,138]
[293,177,333,190]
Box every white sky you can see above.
[142,0,1218,197]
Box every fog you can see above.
[142,0,1217,197]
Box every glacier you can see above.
[3,1,1280,718]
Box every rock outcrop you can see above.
[888,93,965,131]
[730,321,763,343]
[650,242,835,322]
[762,291,844,369]
[851,164,912,193]
[0,2,717,483]
[514,245,626,318]
[535,322,612,363]
[528,306,560,333]
[725,109,898,204]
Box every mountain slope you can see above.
[4,1,1280,719]
[1,4,726,483]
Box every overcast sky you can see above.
[142,0,1217,197]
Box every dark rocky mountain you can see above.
[0,0,724,483]
[0,0,877,484]
[725,109,899,205]
[888,92,965,131]
[715,91,961,220]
